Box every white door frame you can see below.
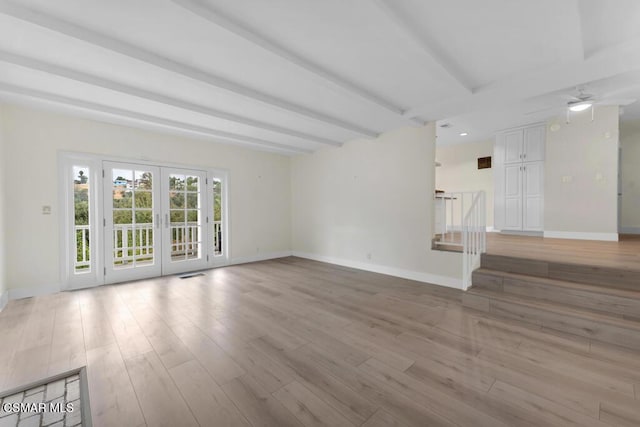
[161,167,210,275]
[59,151,230,290]
[103,161,163,284]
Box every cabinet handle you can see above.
[165,213,169,228]
[524,154,527,159]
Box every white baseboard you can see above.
[0,290,8,311]
[292,251,463,290]
[230,251,293,266]
[543,231,619,242]
[619,227,640,235]
[8,283,60,300]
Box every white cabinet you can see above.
[503,125,545,164]
[524,126,545,162]
[494,124,545,232]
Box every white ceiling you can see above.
[0,0,639,153]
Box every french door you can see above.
[161,167,209,275]
[103,162,218,284]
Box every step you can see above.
[481,253,640,291]
[472,268,640,321]
[463,288,640,351]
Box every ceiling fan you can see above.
[562,86,637,122]
[564,88,596,112]
[524,86,636,122]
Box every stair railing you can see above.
[462,191,486,290]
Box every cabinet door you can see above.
[503,164,523,230]
[523,161,544,231]
[504,130,524,164]
[524,125,545,162]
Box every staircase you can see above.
[463,253,640,351]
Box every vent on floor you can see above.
[178,272,206,279]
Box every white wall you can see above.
[291,123,463,288]
[0,106,7,309]
[1,104,292,295]
[544,106,619,240]
[620,120,640,232]
[435,139,494,228]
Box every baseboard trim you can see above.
[543,231,619,242]
[499,230,543,237]
[230,251,293,266]
[8,283,60,300]
[292,251,463,290]
[619,227,640,235]
[0,290,8,311]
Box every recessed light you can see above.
[460,132,468,136]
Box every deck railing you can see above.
[75,220,222,268]
[74,224,91,270]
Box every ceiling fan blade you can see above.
[523,106,560,115]
[559,94,581,101]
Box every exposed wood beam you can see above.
[0,50,342,147]
[371,0,473,95]
[0,0,378,138]
[171,0,408,118]
[0,82,312,154]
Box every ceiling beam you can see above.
[371,0,473,95]
[572,0,586,61]
[404,36,640,121]
[0,0,378,138]
[0,82,312,154]
[171,0,408,118]
[0,50,342,147]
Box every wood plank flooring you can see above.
[1,257,639,426]
[486,233,640,271]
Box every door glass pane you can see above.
[134,191,153,208]
[169,173,202,262]
[112,168,155,269]
[135,170,153,189]
[113,190,132,208]
[213,178,223,256]
[73,166,90,273]
[186,193,198,209]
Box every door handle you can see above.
[156,214,160,229]
[165,213,169,228]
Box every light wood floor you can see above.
[1,257,639,426]
[487,233,640,270]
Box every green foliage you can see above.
[74,187,89,225]
[213,180,222,221]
